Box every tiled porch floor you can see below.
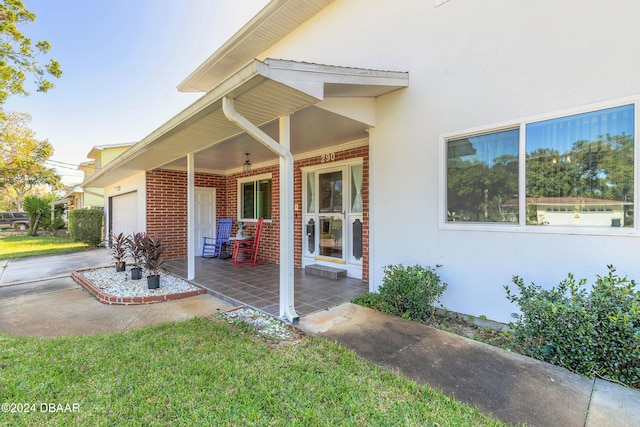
[165,257,369,318]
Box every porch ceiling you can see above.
[85,59,408,188]
[161,106,369,172]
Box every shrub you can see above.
[23,195,50,236]
[68,209,103,246]
[351,292,392,313]
[43,204,66,234]
[371,264,447,321]
[505,266,639,388]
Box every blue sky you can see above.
[4,0,268,184]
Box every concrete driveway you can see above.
[0,248,233,337]
[0,247,112,285]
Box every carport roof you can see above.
[84,58,408,188]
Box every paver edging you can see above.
[71,269,206,305]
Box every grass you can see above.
[0,234,89,260]
[0,318,505,426]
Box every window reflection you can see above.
[447,129,520,223]
[526,104,634,227]
[319,171,342,213]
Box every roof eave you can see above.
[177,0,336,93]
[84,59,408,189]
[83,60,269,188]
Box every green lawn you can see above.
[0,235,89,259]
[0,318,505,426]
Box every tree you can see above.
[574,134,634,202]
[526,148,583,198]
[526,134,634,202]
[447,154,518,222]
[22,193,48,235]
[0,111,61,210]
[0,0,62,105]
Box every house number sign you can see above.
[320,152,336,163]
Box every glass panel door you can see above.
[318,170,344,261]
[319,216,343,259]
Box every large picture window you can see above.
[239,177,272,220]
[446,102,635,228]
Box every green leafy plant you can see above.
[351,292,393,313]
[44,203,66,234]
[109,231,127,271]
[22,195,49,236]
[505,266,639,388]
[126,232,145,269]
[68,209,103,246]
[137,234,167,277]
[362,264,447,321]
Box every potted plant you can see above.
[126,232,145,280]
[109,231,128,272]
[137,233,167,289]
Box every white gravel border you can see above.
[80,266,297,342]
[216,307,298,341]
[79,266,201,298]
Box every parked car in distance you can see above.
[0,212,30,230]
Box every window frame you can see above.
[440,96,639,236]
[237,173,273,222]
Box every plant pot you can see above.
[116,261,126,272]
[131,267,142,280]
[147,275,160,289]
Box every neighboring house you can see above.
[83,0,640,323]
[53,143,133,211]
[79,144,133,210]
[524,198,631,228]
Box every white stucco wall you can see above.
[259,0,640,322]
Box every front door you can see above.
[194,187,216,255]
[303,161,364,278]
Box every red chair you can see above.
[232,218,265,266]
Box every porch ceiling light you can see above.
[243,153,252,172]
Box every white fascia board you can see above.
[264,59,408,94]
[84,60,267,188]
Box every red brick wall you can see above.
[146,170,187,260]
[146,170,226,260]
[144,144,369,282]
[225,164,281,264]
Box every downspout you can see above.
[222,97,299,323]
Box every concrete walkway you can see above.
[298,304,640,427]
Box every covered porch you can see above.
[165,257,368,318]
[86,58,407,322]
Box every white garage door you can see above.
[111,192,138,236]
